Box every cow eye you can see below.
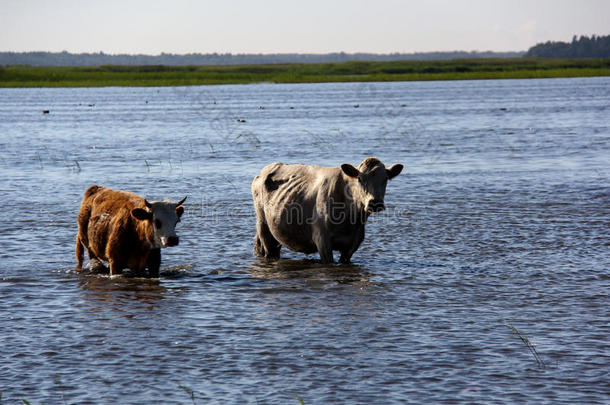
[155,219,162,229]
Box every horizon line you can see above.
[0,49,526,56]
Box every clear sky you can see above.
[1,0,608,54]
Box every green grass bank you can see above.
[1,58,609,87]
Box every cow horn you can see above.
[144,199,152,208]
[176,196,187,206]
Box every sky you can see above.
[1,0,609,54]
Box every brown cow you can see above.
[251,157,403,264]
[75,185,186,277]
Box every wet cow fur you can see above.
[75,185,186,277]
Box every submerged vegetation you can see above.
[1,58,609,87]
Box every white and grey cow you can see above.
[251,157,403,263]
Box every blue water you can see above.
[0,78,609,404]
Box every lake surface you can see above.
[0,78,609,404]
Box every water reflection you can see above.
[74,263,195,313]
[248,258,372,285]
[77,274,166,310]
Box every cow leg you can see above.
[255,220,281,260]
[147,248,161,278]
[339,225,365,264]
[339,251,353,264]
[108,259,123,276]
[317,245,334,264]
[254,234,265,257]
[76,206,91,269]
[75,235,85,269]
[313,227,334,264]
[86,247,99,262]
[338,244,359,264]
[318,246,334,264]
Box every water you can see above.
[1,78,609,404]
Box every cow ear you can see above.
[132,208,152,221]
[341,164,360,178]
[387,164,404,179]
[176,205,184,218]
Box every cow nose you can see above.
[166,236,179,247]
[367,200,385,213]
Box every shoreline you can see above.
[1,58,609,88]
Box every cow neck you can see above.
[342,176,369,222]
[133,214,157,249]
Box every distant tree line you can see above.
[525,34,610,58]
[3,34,607,66]
[0,50,523,66]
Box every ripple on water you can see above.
[0,79,609,404]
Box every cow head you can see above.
[131,196,187,248]
[341,157,403,214]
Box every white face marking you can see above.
[148,201,181,248]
